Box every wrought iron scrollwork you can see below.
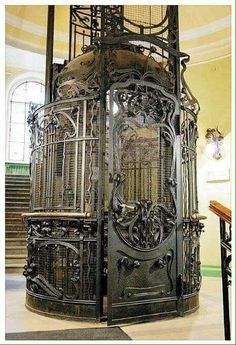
[24,217,97,301]
[110,80,178,251]
[118,256,140,270]
[182,220,204,293]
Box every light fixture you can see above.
[205,127,224,160]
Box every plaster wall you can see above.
[185,55,231,266]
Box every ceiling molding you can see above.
[184,36,231,55]
[6,12,69,42]
[5,34,68,58]
[180,15,231,41]
[188,53,231,66]
[6,11,231,44]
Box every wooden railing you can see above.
[209,200,231,340]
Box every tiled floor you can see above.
[5,274,224,340]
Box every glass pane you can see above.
[25,82,44,104]
[25,102,30,120]
[9,123,25,142]
[11,83,26,102]
[25,127,31,144]
[24,143,30,162]
[10,102,25,123]
[9,142,24,161]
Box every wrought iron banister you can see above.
[209,200,231,340]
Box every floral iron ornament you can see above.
[111,173,176,250]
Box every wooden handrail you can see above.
[22,211,95,219]
[209,200,231,225]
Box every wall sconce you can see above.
[205,128,224,160]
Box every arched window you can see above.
[8,80,45,162]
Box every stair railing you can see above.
[209,200,232,340]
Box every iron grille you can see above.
[29,98,99,214]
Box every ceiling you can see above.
[5,5,231,65]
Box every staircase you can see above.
[5,175,30,273]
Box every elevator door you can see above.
[107,80,183,325]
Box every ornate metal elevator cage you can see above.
[23,5,204,325]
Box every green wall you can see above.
[5,162,29,176]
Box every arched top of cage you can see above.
[56,46,174,100]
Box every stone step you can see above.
[5,180,29,184]
[5,174,30,180]
[5,207,29,213]
[5,196,29,207]
[5,196,30,202]
[5,188,30,198]
[5,221,25,227]
[5,211,26,219]
[5,217,24,224]
[6,200,29,206]
[5,224,26,231]
[6,181,30,185]
[5,184,30,190]
[5,193,30,198]
[6,174,29,178]
[5,176,30,181]
[5,187,30,192]
[6,219,27,225]
[5,206,29,213]
[5,255,27,265]
[6,246,27,255]
[5,221,25,228]
[5,180,30,186]
[6,216,24,222]
[6,238,27,246]
[5,263,25,274]
[6,219,28,224]
[5,230,27,238]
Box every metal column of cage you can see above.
[23,5,205,325]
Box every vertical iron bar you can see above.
[61,140,66,208]
[168,5,184,315]
[46,132,50,208]
[169,5,180,100]
[51,136,55,209]
[193,152,199,213]
[120,5,124,32]
[31,150,35,211]
[48,133,52,208]
[49,133,53,208]
[42,137,46,209]
[90,6,94,46]
[74,108,80,210]
[80,234,84,299]
[95,5,106,320]
[187,121,193,216]
[74,24,76,59]
[220,219,231,340]
[45,5,55,104]
[68,6,72,61]
[38,137,42,208]
[80,100,87,213]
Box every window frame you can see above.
[6,73,45,163]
